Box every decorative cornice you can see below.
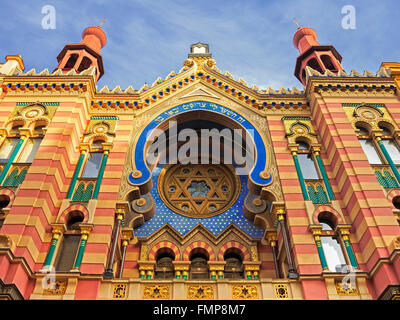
[304,66,397,97]
[2,58,309,114]
[0,278,24,300]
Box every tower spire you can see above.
[292,18,301,28]
[54,25,107,82]
[293,26,343,85]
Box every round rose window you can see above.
[158,164,241,218]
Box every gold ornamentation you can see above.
[143,285,170,299]
[335,281,359,296]
[259,171,270,179]
[136,198,147,207]
[132,170,142,178]
[12,103,52,121]
[113,283,127,299]
[346,104,398,133]
[274,284,289,299]
[42,280,67,295]
[140,245,148,261]
[187,285,214,299]
[158,164,240,218]
[250,246,258,261]
[232,285,258,300]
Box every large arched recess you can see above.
[128,101,272,194]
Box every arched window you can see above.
[224,250,244,279]
[0,194,10,229]
[9,123,23,136]
[0,138,19,163]
[81,152,103,178]
[66,211,84,230]
[301,69,306,83]
[0,195,10,211]
[33,125,46,136]
[307,58,323,74]
[55,212,84,272]
[17,137,42,163]
[154,250,175,279]
[91,139,104,150]
[77,57,92,73]
[318,214,347,272]
[379,124,400,165]
[296,141,320,179]
[65,54,79,69]
[320,55,336,71]
[393,196,400,210]
[189,250,209,280]
[356,125,383,164]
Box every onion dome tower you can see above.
[293,26,343,85]
[54,25,107,82]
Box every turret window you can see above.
[320,55,336,71]
[77,57,92,73]
[65,54,78,69]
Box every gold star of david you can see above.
[158,164,240,218]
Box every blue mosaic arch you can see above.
[128,101,272,188]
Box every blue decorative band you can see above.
[128,101,271,187]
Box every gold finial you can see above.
[292,18,301,28]
[100,19,107,27]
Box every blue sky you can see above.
[1,0,399,91]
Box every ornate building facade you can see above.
[0,25,399,300]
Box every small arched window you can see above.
[224,250,244,279]
[298,141,310,151]
[318,214,347,272]
[0,195,10,211]
[77,57,92,73]
[0,194,10,229]
[301,69,306,83]
[392,196,400,210]
[91,139,104,149]
[33,124,46,136]
[10,123,23,136]
[54,211,84,272]
[320,55,336,71]
[189,250,209,280]
[66,211,84,230]
[307,58,323,74]
[65,54,79,69]
[154,250,175,279]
